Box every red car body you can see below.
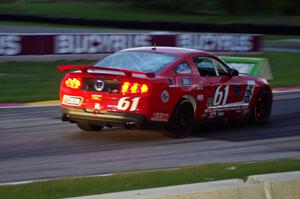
[58,47,272,137]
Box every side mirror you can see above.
[230,69,239,76]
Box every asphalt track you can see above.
[0,92,300,184]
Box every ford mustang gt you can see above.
[58,47,272,137]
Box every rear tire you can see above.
[250,89,272,125]
[168,100,195,138]
[76,121,104,131]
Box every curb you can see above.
[272,86,300,93]
[67,171,300,199]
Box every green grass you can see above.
[0,51,299,103]
[1,159,300,199]
[0,60,91,103]
[245,52,300,87]
[0,2,300,25]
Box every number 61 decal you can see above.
[213,85,229,106]
[117,97,141,111]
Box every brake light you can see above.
[130,83,139,94]
[121,82,149,94]
[65,77,81,89]
[121,82,130,93]
[140,84,149,93]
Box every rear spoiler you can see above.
[57,65,155,78]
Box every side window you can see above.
[174,62,192,74]
[194,57,217,77]
[213,59,229,76]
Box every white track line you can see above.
[0,173,114,186]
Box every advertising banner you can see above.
[0,33,262,56]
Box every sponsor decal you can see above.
[244,81,256,103]
[94,103,101,110]
[62,95,83,106]
[91,94,102,101]
[181,78,192,85]
[243,109,250,115]
[151,112,169,122]
[197,94,204,101]
[205,105,248,113]
[209,112,217,118]
[235,109,242,113]
[161,90,170,103]
[0,35,21,56]
[217,112,225,117]
[174,62,192,74]
[201,113,207,118]
[207,98,214,107]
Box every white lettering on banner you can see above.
[177,34,253,52]
[55,34,151,54]
[0,35,21,55]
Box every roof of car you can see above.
[121,46,213,57]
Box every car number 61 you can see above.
[117,97,141,111]
[213,85,229,106]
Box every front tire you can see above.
[76,121,104,131]
[168,100,195,138]
[250,89,272,125]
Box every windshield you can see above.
[93,51,178,73]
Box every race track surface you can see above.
[0,93,300,183]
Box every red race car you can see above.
[58,47,272,138]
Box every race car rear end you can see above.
[59,66,156,130]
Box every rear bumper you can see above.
[61,107,147,128]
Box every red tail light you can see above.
[121,82,149,94]
[64,77,82,89]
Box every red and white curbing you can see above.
[272,86,300,93]
[0,86,299,109]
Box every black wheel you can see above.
[76,121,104,131]
[250,89,272,125]
[168,100,195,138]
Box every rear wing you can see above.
[57,65,155,78]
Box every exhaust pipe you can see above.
[62,114,70,121]
[124,121,136,129]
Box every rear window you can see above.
[94,51,178,73]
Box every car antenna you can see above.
[152,42,157,52]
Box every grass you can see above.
[0,60,91,103]
[1,158,300,199]
[246,51,300,87]
[0,51,299,103]
[0,2,300,25]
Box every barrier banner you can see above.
[0,33,262,56]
